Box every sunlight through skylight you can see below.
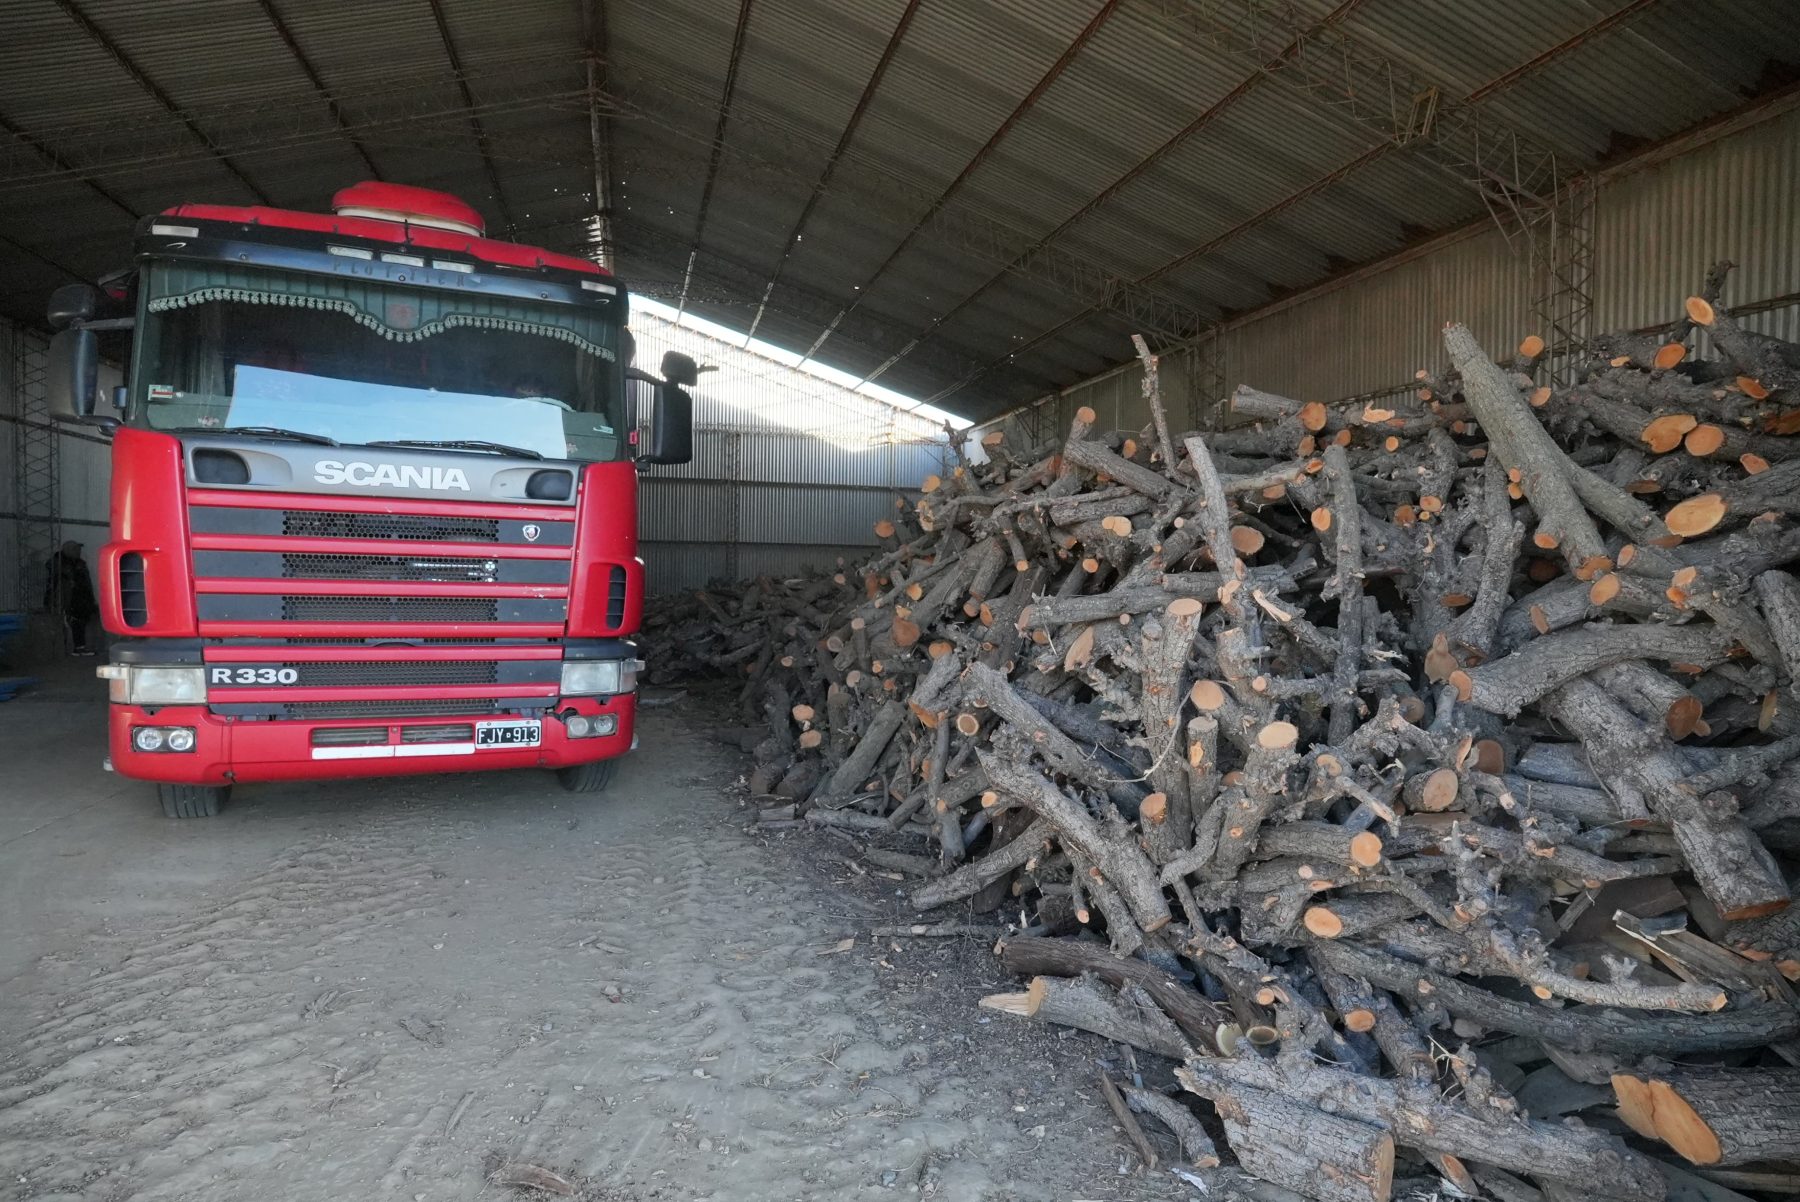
[633,296,970,431]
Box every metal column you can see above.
[1530,174,1597,387]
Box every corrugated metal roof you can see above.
[0,0,1794,421]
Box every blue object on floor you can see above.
[0,613,30,698]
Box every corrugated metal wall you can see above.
[623,310,949,595]
[0,321,112,622]
[978,103,1800,446]
[1593,108,1800,344]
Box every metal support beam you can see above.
[930,0,1658,408]
[0,110,139,220]
[424,0,517,235]
[926,141,1389,406]
[618,62,1204,345]
[51,0,272,204]
[806,0,1123,363]
[1143,0,1566,224]
[1187,326,1226,430]
[0,230,95,286]
[1534,173,1596,387]
[0,52,1202,353]
[0,60,592,188]
[680,0,756,315]
[858,0,1368,389]
[10,330,56,613]
[581,0,616,270]
[745,0,922,341]
[253,0,383,180]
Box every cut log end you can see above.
[1302,906,1345,939]
[1642,413,1698,453]
[1685,424,1725,456]
[1349,831,1383,868]
[1666,493,1727,538]
[1412,767,1461,812]
[978,990,1035,1017]
[1140,792,1168,826]
[1257,721,1299,750]
[1190,680,1227,711]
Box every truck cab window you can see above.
[135,263,624,462]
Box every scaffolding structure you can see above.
[9,327,56,612]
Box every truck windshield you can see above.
[134,261,625,462]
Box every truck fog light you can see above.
[165,727,197,752]
[593,714,618,736]
[566,715,592,737]
[133,727,166,752]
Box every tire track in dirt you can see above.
[0,818,461,1200]
[414,796,1040,1202]
[1,715,1184,1201]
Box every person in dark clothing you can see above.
[44,540,98,655]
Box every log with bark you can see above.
[643,266,1800,1201]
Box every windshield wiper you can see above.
[167,425,339,446]
[365,438,544,460]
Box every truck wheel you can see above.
[157,783,230,819]
[557,759,618,794]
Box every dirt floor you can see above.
[0,667,1199,1202]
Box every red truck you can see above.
[46,181,693,817]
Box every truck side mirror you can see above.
[47,283,98,330]
[48,326,100,419]
[640,382,693,464]
[660,351,699,387]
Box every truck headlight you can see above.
[101,665,207,705]
[560,659,641,696]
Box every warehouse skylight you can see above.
[633,296,969,430]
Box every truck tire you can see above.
[557,758,618,794]
[158,783,230,819]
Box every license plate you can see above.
[476,720,541,748]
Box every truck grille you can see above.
[280,699,505,719]
[282,510,500,542]
[276,637,502,645]
[280,596,500,623]
[282,552,501,583]
[280,660,501,687]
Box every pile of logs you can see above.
[643,267,1800,1201]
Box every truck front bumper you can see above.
[108,694,636,785]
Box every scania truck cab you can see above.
[47,181,692,817]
